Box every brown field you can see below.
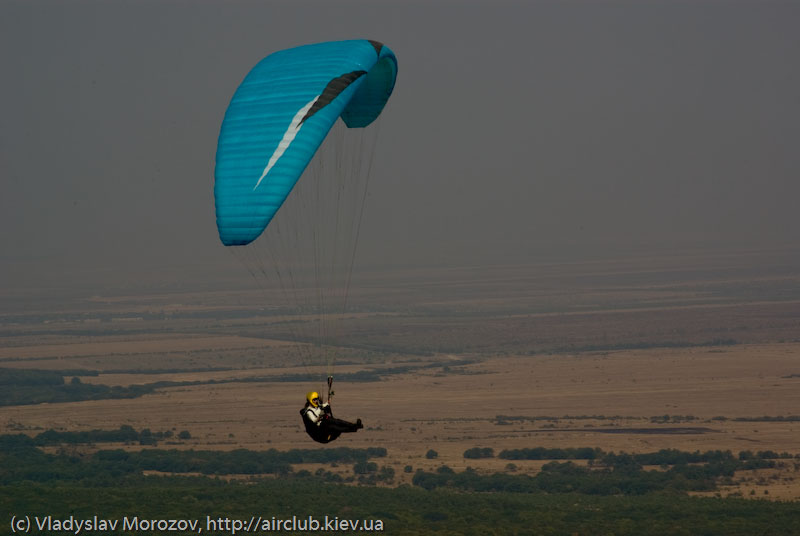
[2,249,800,499]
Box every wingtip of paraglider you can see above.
[221,239,252,247]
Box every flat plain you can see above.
[2,249,800,498]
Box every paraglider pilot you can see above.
[300,387,363,443]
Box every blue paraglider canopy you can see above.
[214,40,398,246]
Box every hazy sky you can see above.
[2,0,798,291]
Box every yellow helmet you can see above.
[306,391,321,407]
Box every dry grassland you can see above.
[2,251,800,498]
[3,344,800,496]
